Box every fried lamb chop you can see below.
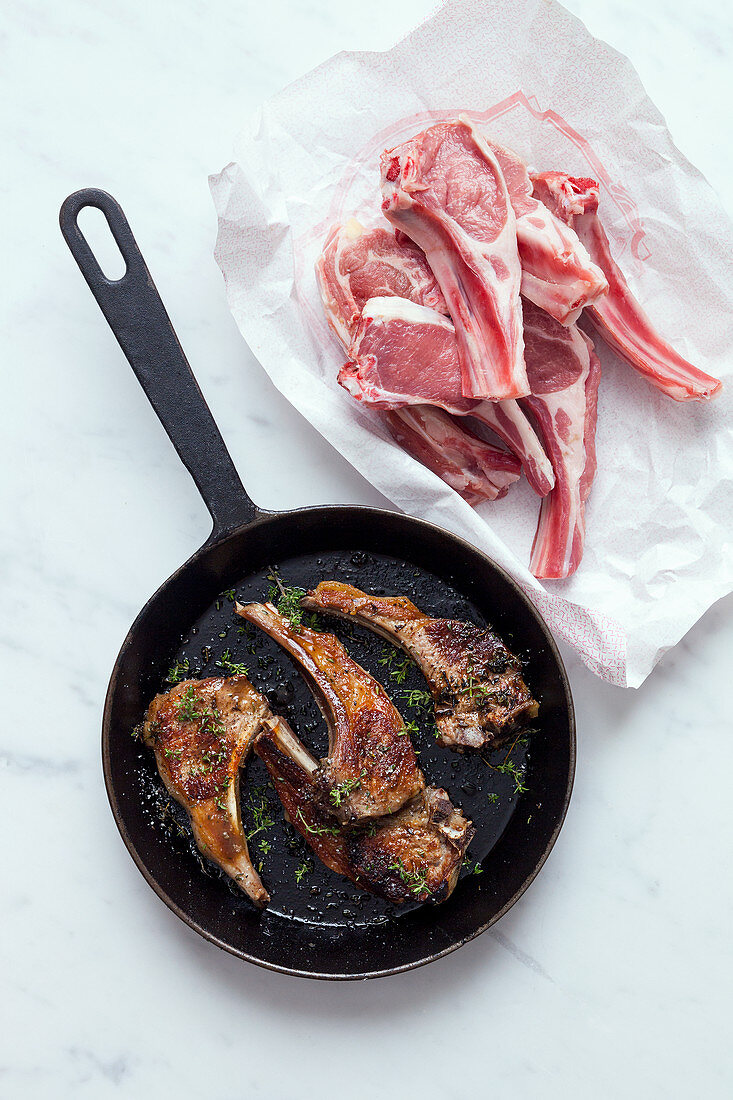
[302,582,537,750]
[255,717,474,904]
[235,602,424,821]
[141,676,271,907]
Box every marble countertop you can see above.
[3,0,732,1096]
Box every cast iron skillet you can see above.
[60,187,575,981]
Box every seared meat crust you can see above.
[142,676,271,906]
[347,787,474,903]
[303,582,538,750]
[255,718,473,904]
[236,602,424,821]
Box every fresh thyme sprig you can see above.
[495,759,528,794]
[246,795,275,841]
[295,808,341,837]
[295,860,312,884]
[399,688,432,710]
[156,798,189,840]
[214,774,231,811]
[459,672,492,703]
[378,647,412,684]
[175,684,204,723]
[389,857,430,898]
[215,649,249,676]
[266,568,306,631]
[302,611,324,632]
[483,730,530,795]
[200,710,225,741]
[329,769,367,808]
[165,658,190,684]
[397,688,439,739]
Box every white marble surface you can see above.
[2,1,732,1096]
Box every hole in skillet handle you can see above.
[76,205,128,281]
[59,188,142,293]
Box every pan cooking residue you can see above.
[134,550,534,928]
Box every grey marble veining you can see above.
[2,1,731,1097]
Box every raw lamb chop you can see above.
[472,397,555,497]
[302,582,538,750]
[485,139,608,324]
[141,676,271,907]
[255,717,474,903]
[339,297,474,413]
[315,228,525,502]
[318,222,552,495]
[520,299,601,579]
[380,117,528,401]
[532,172,722,401]
[315,219,446,346]
[341,295,554,496]
[383,404,520,504]
[235,601,424,821]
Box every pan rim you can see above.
[102,503,576,980]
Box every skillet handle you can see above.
[59,187,259,540]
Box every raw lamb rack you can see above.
[532,172,721,401]
[314,117,720,582]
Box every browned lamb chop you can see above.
[235,602,424,821]
[141,676,271,907]
[255,717,474,904]
[302,582,538,750]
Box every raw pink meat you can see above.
[315,219,447,346]
[316,225,522,503]
[383,405,521,505]
[520,300,601,579]
[339,297,474,413]
[485,140,608,324]
[380,118,528,401]
[532,172,721,401]
[340,296,554,496]
[472,398,556,498]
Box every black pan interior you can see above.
[105,507,574,979]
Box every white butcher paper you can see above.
[210,0,733,688]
